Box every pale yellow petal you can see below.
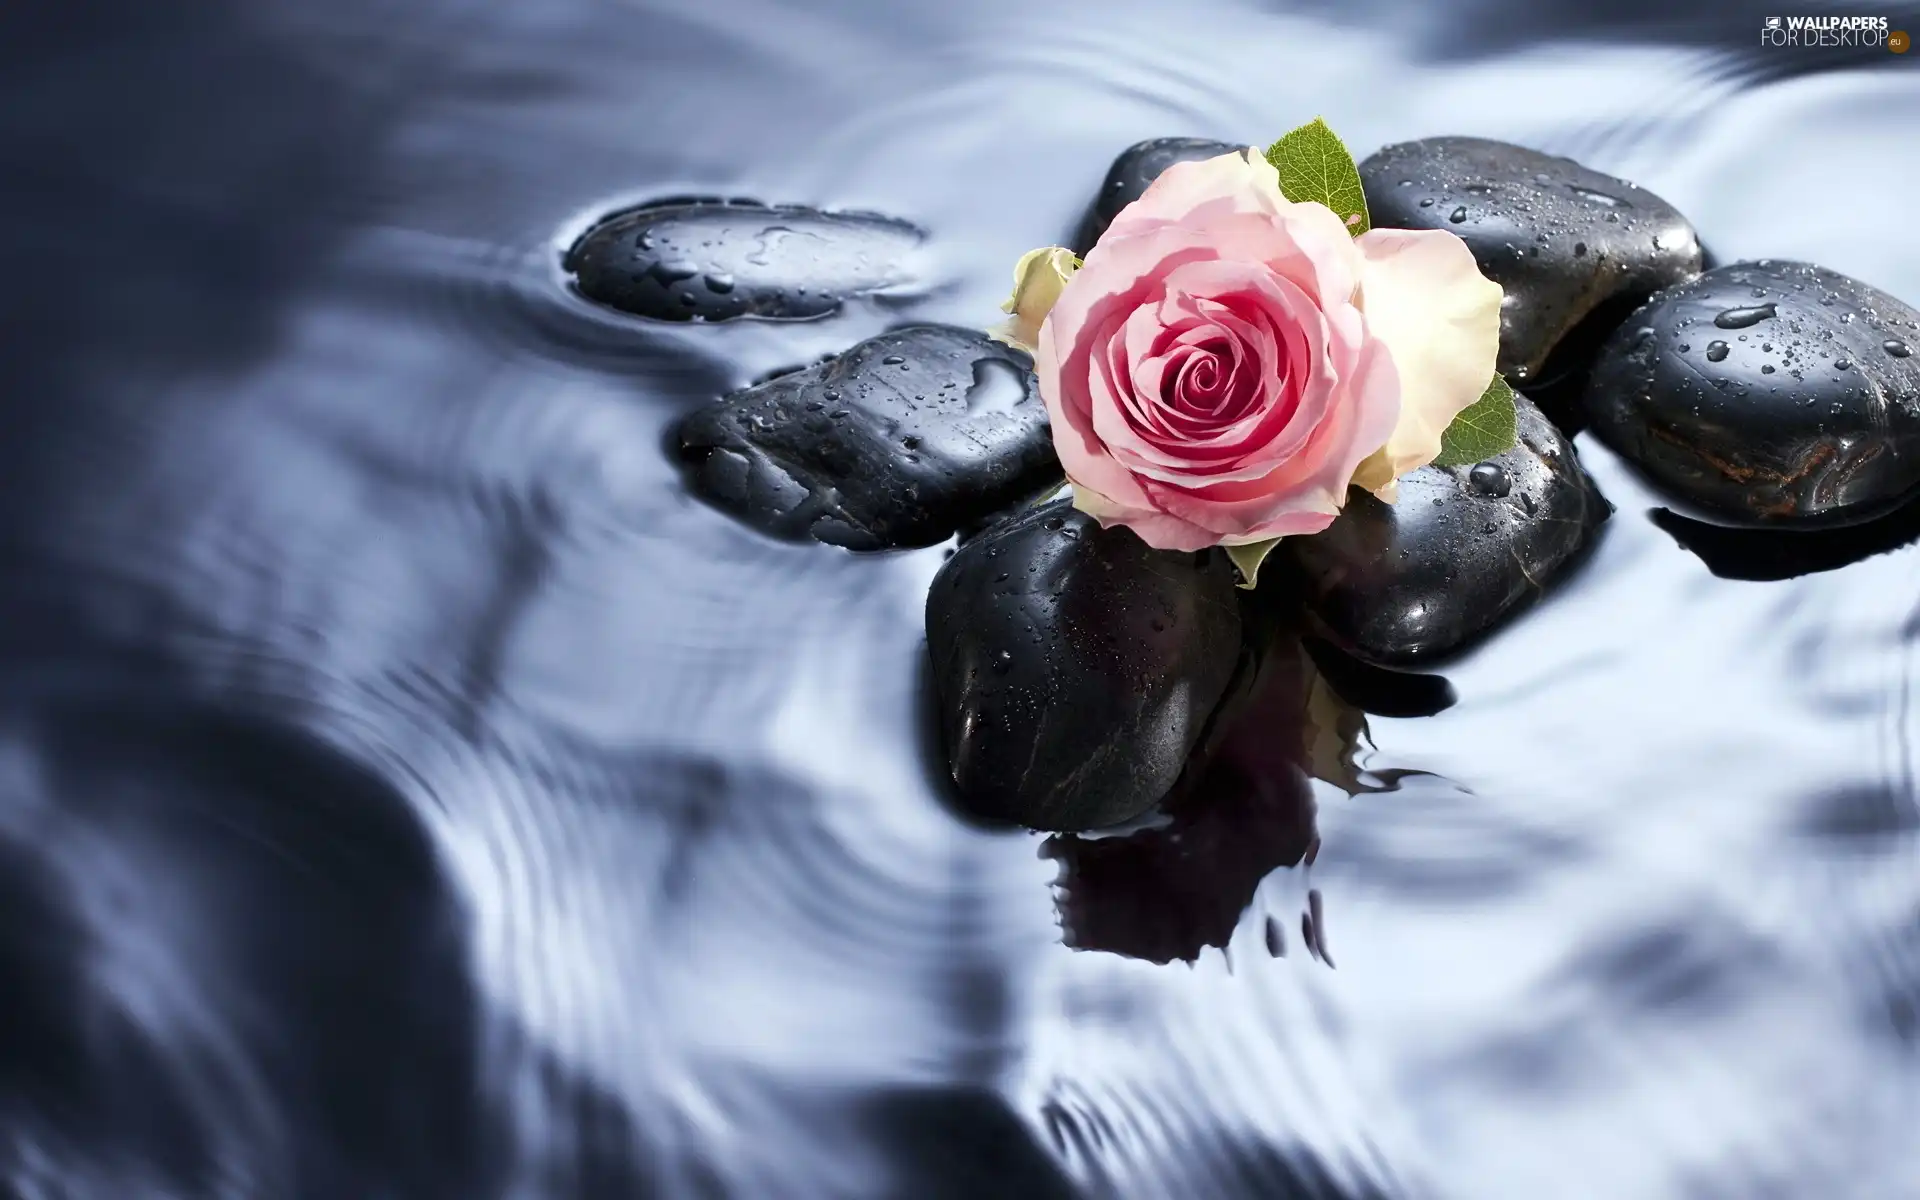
[995,246,1080,354]
[1353,228,1503,492]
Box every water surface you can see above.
[1,1,1917,1196]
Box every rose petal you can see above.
[1349,227,1503,493]
[991,246,1080,354]
[1102,148,1285,242]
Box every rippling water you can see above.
[3,1,1917,1196]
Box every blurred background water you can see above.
[1,0,1916,1196]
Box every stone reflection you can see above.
[1043,623,1360,964]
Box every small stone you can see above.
[1583,260,1920,526]
[1285,396,1608,667]
[1073,137,1243,255]
[926,500,1242,831]
[1359,137,1702,382]
[565,199,922,322]
[676,326,1059,549]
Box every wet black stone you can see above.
[1360,137,1702,383]
[1583,260,1920,526]
[1073,137,1243,255]
[926,499,1242,831]
[1284,396,1608,668]
[676,325,1060,550]
[564,199,923,322]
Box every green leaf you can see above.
[1431,373,1519,469]
[1264,117,1370,236]
[1225,538,1282,590]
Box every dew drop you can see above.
[964,357,1030,415]
[1713,303,1777,330]
[1835,358,1853,371]
[1568,185,1627,207]
[1418,197,1435,208]
[1705,341,1730,362]
[1466,462,1511,497]
[1448,206,1468,223]
[1886,339,1912,358]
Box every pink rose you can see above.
[1032,148,1502,552]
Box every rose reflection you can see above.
[1043,626,1334,965]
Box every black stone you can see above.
[564,199,923,322]
[676,325,1060,550]
[1584,260,1920,527]
[1073,137,1243,255]
[1285,396,1608,668]
[926,499,1242,831]
[1360,137,1702,383]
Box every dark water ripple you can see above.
[3,0,1920,1196]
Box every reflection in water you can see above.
[1653,498,1920,581]
[3,0,1919,1196]
[1047,627,1323,965]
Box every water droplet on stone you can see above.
[1418,197,1434,207]
[1448,206,1468,223]
[1835,358,1853,371]
[1714,303,1777,329]
[1573,242,1587,257]
[1706,341,1730,362]
[1885,339,1912,358]
[991,650,1013,675]
[1761,364,1775,374]
[882,354,905,365]
[703,272,735,293]
[964,357,1030,415]
[1466,462,1511,497]
[1568,185,1627,207]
